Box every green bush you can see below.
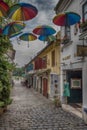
[0,35,14,107]
[5,98,13,105]
[0,101,5,108]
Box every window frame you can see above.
[65,25,71,40]
[42,56,47,68]
[51,50,55,67]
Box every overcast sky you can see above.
[11,0,59,67]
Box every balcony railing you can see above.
[34,57,47,70]
[61,35,70,45]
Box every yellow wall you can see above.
[38,40,60,75]
[47,42,60,75]
[29,32,61,96]
[37,40,60,96]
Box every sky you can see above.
[11,0,59,67]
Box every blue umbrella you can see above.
[53,12,81,26]
[33,25,56,36]
[2,21,25,38]
[38,35,56,42]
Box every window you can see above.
[42,56,47,68]
[51,50,55,67]
[83,2,87,21]
[71,79,81,89]
[65,25,71,40]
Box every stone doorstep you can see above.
[0,106,7,115]
[62,104,82,118]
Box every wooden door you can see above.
[43,78,48,97]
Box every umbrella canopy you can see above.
[8,2,38,21]
[2,21,25,37]
[33,25,56,36]
[53,12,81,26]
[38,35,56,42]
[19,32,37,47]
[10,31,23,38]
[0,0,9,17]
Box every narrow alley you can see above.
[0,82,87,130]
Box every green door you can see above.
[67,70,82,103]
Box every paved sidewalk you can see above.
[0,82,87,130]
[62,104,82,118]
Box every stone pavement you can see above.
[0,82,87,130]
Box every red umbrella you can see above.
[0,0,9,17]
[53,12,81,26]
[8,2,38,21]
[33,25,56,36]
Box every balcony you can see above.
[61,35,71,45]
[34,57,47,70]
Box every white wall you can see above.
[83,61,87,107]
[60,0,87,123]
[61,0,82,66]
[60,0,82,101]
[83,59,87,124]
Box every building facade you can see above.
[36,38,60,99]
[79,0,87,123]
[25,33,61,99]
[55,0,87,123]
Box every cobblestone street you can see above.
[0,82,87,130]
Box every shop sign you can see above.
[77,45,87,56]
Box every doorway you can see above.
[43,78,48,98]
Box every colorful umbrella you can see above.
[33,25,56,36]
[19,33,37,47]
[2,21,25,38]
[8,2,38,21]
[10,31,23,39]
[53,12,81,26]
[38,35,56,42]
[0,0,9,17]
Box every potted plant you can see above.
[53,84,61,107]
[53,95,61,107]
[80,20,87,28]
[80,20,87,32]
